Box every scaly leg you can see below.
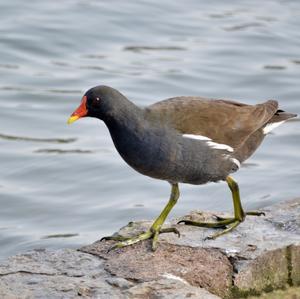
[102,183,180,251]
[178,176,265,239]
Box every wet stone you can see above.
[0,198,299,298]
[82,198,300,298]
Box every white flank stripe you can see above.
[182,134,234,152]
[182,134,211,141]
[162,273,188,284]
[263,121,286,134]
[207,141,234,152]
[231,158,241,168]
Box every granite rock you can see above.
[0,198,299,298]
[82,198,300,298]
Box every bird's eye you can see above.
[91,97,101,107]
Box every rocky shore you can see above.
[0,198,299,298]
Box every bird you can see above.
[68,85,296,251]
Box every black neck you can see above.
[103,97,143,133]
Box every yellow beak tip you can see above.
[67,116,79,125]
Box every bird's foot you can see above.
[102,226,180,252]
[178,210,265,240]
[102,183,181,252]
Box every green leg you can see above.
[227,176,245,221]
[103,183,180,251]
[178,176,265,240]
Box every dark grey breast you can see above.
[107,115,238,185]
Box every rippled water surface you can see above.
[0,0,299,259]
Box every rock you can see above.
[126,278,221,299]
[0,249,125,299]
[0,248,218,299]
[291,244,300,286]
[82,240,232,298]
[81,198,300,298]
[248,286,300,299]
[0,198,299,298]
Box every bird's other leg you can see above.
[178,176,265,240]
[103,183,180,251]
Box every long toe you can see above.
[101,235,133,242]
[108,231,152,252]
[205,220,241,240]
[178,217,236,228]
[107,225,180,252]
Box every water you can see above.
[0,0,299,260]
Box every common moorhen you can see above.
[68,85,296,250]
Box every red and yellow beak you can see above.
[67,96,88,124]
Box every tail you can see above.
[263,109,297,134]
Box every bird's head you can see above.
[67,85,127,124]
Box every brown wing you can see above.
[145,96,278,148]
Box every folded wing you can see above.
[146,96,278,149]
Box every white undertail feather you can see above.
[231,158,241,169]
[183,134,234,152]
[222,153,241,171]
[263,121,286,134]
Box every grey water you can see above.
[0,0,299,259]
